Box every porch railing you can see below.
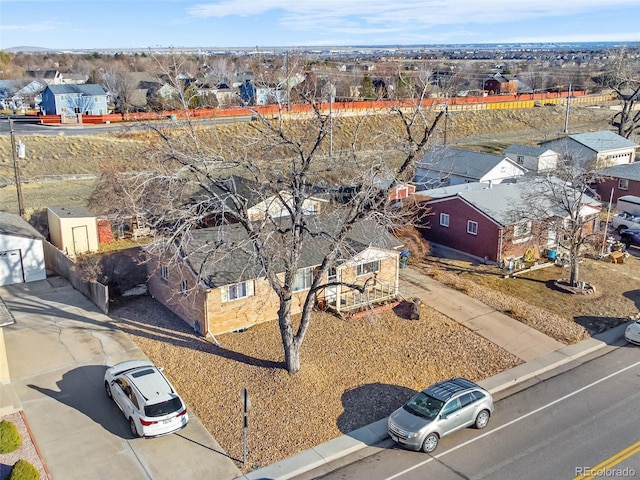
[327,281,397,313]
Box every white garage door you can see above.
[0,250,24,286]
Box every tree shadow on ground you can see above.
[336,383,416,434]
[573,316,629,336]
[109,295,282,369]
[623,290,640,311]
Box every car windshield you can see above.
[144,397,183,418]
[403,392,444,420]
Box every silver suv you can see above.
[388,377,493,453]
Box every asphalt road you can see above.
[305,344,640,480]
[0,114,254,136]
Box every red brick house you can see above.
[416,181,601,263]
[594,162,640,204]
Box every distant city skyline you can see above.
[1,0,639,51]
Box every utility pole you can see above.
[9,118,26,218]
[564,83,572,134]
[328,82,335,157]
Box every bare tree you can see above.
[100,66,139,113]
[113,59,445,374]
[515,157,602,287]
[66,94,95,114]
[596,47,640,139]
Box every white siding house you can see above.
[0,212,46,286]
[504,145,559,172]
[414,147,527,190]
[540,130,638,168]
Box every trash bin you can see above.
[399,251,410,268]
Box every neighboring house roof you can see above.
[596,162,640,182]
[192,175,263,213]
[566,130,638,152]
[0,212,44,239]
[46,84,106,96]
[416,147,525,179]
[61,73,89,82]
[181,217,402,288]
[0,80,19,96]
[414,181,493,200]
[505,144,555,157]
[431,180,600,227]
[48,206,95,218]
[16,81,45,96]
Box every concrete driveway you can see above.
[0,277,240,480]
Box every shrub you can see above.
[0,419,22,453]
[8,459,39,480]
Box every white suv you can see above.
[104,360,189,438]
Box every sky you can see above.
[1,0,639,51]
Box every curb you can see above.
[238,323,629,480]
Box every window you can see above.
[441,398,461,416]
[293,267,313,292]
[357,260,380,276]
[467,220,478,235]
[516,155,524,165]
[514,221,532,237]
[619,179,629,190]
[161,265,168,281]
[223,280,254,302]
[440,213,450,227]
[181,279,188,295]
[459,393,474,408]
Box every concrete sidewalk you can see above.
[0,277,240,480]
[240,268,628,480]
[398,268,565,362]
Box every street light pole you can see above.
[9,118,26,218]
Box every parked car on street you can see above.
[620,228,640,249]
[625,318,640,345]
[104,360,189,438]
[388,377,493,453]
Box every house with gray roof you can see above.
[147,217,403,336]
[420,180,600,263]
[39,84,108,116]
[540,130,638,168]
[0,212,46,286]
[414,147,527,190]
[504,144,559,172]
[594,162,640,203]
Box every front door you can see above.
[72,225,89,255]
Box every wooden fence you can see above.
[35,90,616,125]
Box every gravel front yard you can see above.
[108,296,521,471]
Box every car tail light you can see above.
[140,418,158,426]
[176,407,187,417]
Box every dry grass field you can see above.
[0,103,618,217]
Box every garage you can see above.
[0,249,24,286]
[0,212,46,286]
